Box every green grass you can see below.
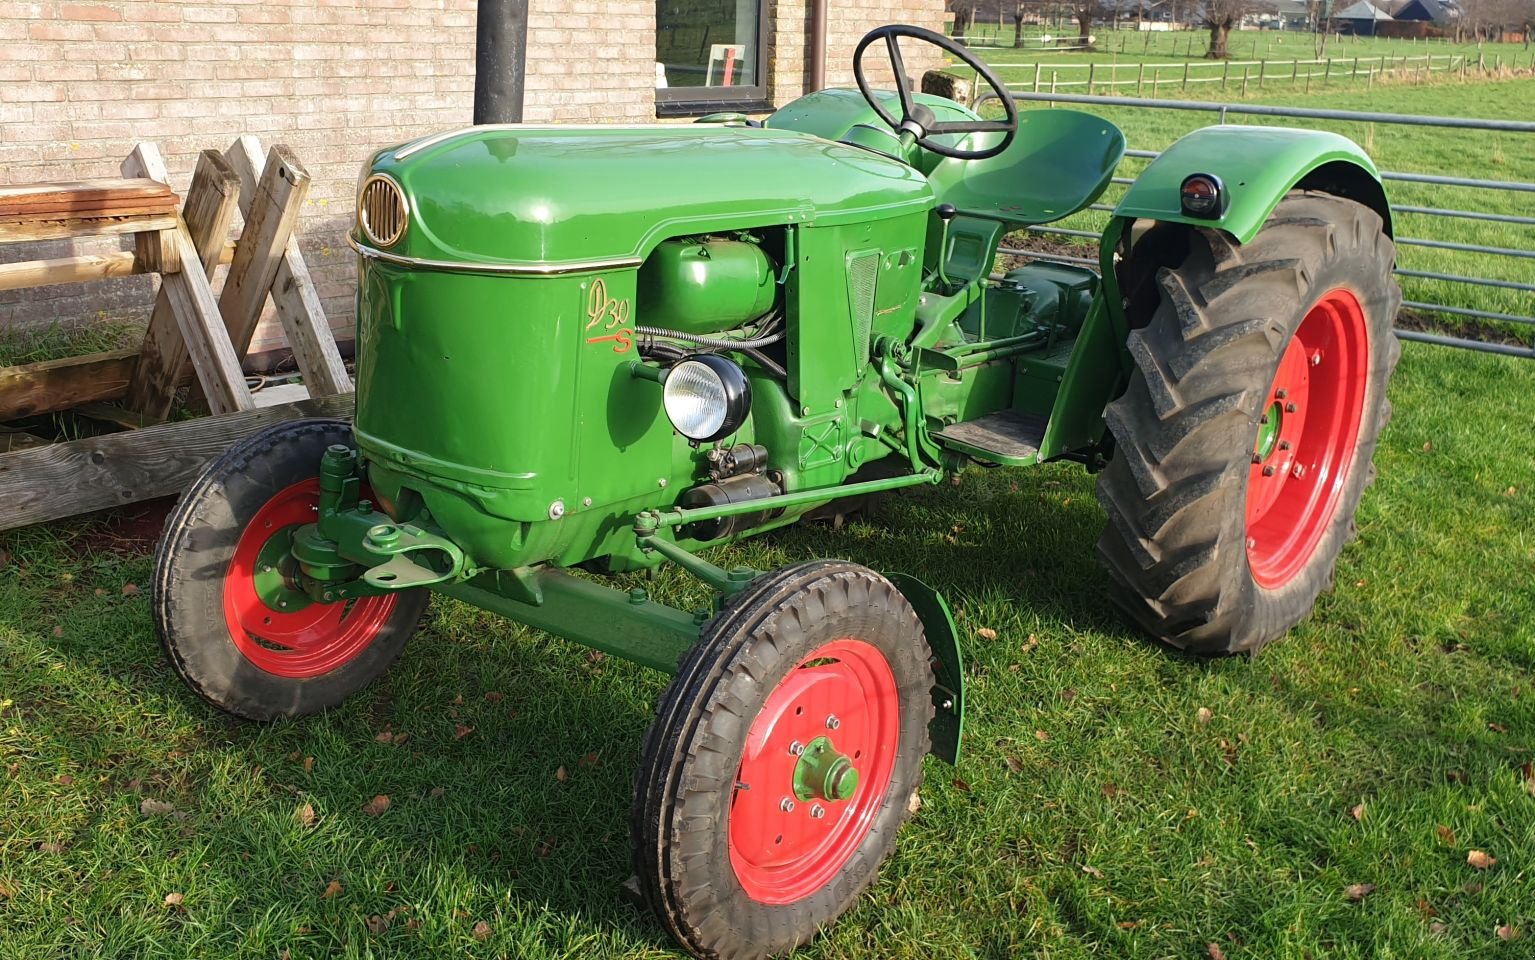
[2,340,1533,958]
[959,72,1535,340]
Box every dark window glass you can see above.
[656,0,765,99]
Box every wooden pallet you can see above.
[0,139,356,532]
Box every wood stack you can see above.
[0,138,356,533]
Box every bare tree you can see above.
[1074,1,1112,47]
[1194,0,1264,57]
[950,0,978,41]
[1014,0,1030,45]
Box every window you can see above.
[655,0,770,113]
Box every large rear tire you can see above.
[153,419,429,720]
[1096,192,1401,654]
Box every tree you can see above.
[1194,0,1264,57]
[1074,2,1111,47]
[1013,1,1030,46]
[950,0,977,41]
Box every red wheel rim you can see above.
[728,638,901,904]
[1245,287,1370,589]
[222,479,397,678]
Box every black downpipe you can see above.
[474,0,530,124]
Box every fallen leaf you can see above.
[297,803,315,828]
[976,627,998,641]
[375,730,394,744]
[1101,783,1122,798]
[1350,803,1365,822]
[1436,825,1456,845]
[555,766,568,783]
[0,880,13,899]
[429,786,446,799]
[1354,579,1367,588]
[951,777,972,793]
[1196,707,1213,725]
[163,891,184,908]
[1497,924,1518,941]
[125,778,141,793]
[1034,729,1050,742]
[1061,688,1078,702]
[94,588,106,597]
[1423,441,1433,452]
[1081,864,1104,878]
[1021,634,1040,653]
[1429,921,1447,935]
[361,795,391,817]
[1117,920,1139,930]
[6,763,18,777]
[907,791,922,814]
[1467,850,1496,869]
[1464,880,1484,895]
[586,650,606,664]
[51,626,63,637]
[302,756,315,773]
[534,837,556,858]
[1218,738,1239,765]
[56,774,74,786]
[140,798,174,816]
[406,917,422,931]
[1207,943,1227,960]
[321,879,342,900]
[452,694,464,706]
[1004,756,1024,774]
[484,691,504,702]
[1415,898,1437,918]
[121,583,139,596]
[1505,487,1517,497]
[577,752,600,767]
[472,920,492,941]
[392,733,409,746]
[454,724,475,740]
[1344,883,1376,901]
[365,914,389,935]
[37,842,63,854]
[1488,723,1507,733]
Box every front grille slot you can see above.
[359,175,407,247]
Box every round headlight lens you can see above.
[662,355,751,442]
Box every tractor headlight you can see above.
[662,355,751,443]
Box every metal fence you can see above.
[974,89,1535,358]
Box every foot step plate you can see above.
[935,410,1049,466]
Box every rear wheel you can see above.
[632,561,933,959]
[1096,192,1401,654]
[153,419,429,720]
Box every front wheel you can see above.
[1096,192,1401,654]
[631,561,934,959]
[153,418,429,720]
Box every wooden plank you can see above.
[73,402,162,430]
[219,141,311,360]
[157,222,255,415]
[0,213,178,244]
[0,392,354,531]
[226,137,352,396]
[0,201,179,223]
[0,178,173,204]
[0,349,140,421]
[0,251,140,293]
[122,145,244,419]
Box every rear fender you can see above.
[1112,125,1392,243]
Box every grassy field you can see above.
[2,337,1534,958]
[953,68,1535,342]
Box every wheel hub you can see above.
[792,736,860,803]
[1244,288,1370,589]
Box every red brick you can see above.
[61,3,123,21]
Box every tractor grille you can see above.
[846,251,879,369]
[358,174,408,247]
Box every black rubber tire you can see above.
[1095,192,1401,654]
[153,418,429,720]
[631,561,934,959]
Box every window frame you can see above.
[654,0,772,114]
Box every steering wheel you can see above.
[852,24,1018,161]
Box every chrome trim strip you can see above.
[347,234,642,276]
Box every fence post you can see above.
[1089,62,1096,95]
[1324,58,1331,84]
[1034,63,1042,92]
[1353,56,1359,78]
[1242,65,1249,96]
[1182,61,1189,90]
[1137,62,1145,96]
[1222,59,1230,89]
[1259,59,1266,89]
[1292,58,1299,82]
[1051,70,1057,94]
[1153,67,1160,96]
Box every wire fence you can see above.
[973,90,1535,358]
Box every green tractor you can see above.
[154,25,1400,959]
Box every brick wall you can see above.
[1,0,943,357]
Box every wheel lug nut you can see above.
[262,565,274,573]
[1311,352,1322,366]
[1285,403,1297,413]
[1262,466,1275,477]
[780,797,795,813]
[1259,415,1269,425]
[1246,537,1257,549]
[1292,464,1306,479]
[1275,388,1287,399]
[1251,453,1262,464]
[810,804,826,819]
[788,741,805,757]
[825,715,840,730]
[1279,440,1291,451]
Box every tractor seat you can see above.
[926,110,1126,227]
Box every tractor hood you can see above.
[361,125,935,270]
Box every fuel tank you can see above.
[636,238,777,335]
